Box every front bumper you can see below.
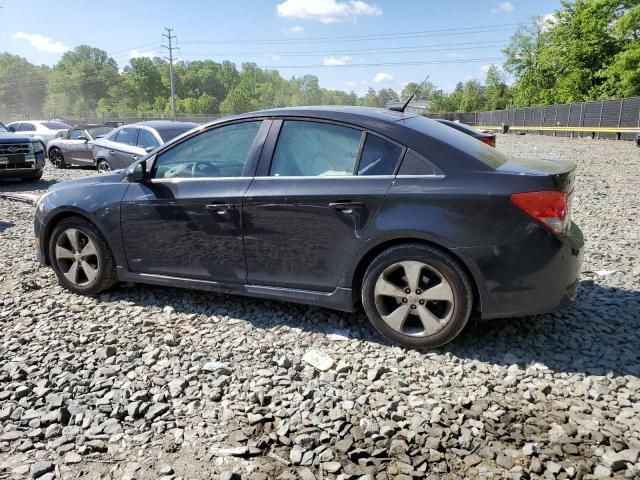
[459,222,584,319]
[0,154,45,178]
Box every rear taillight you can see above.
[510,191,571,236]
[479,136,496,147]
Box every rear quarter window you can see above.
[404,116,509,169]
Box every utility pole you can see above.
[162,27,177,120]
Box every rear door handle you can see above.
[132,155,138,161]
[329,201,364,212]
[206,203,232,214]
[108,150,116,155]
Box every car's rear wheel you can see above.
[49,217,118,295]
[97,159,111,173]
[49,147,65,168]
[361,243,473,349]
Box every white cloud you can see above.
[277,0,382,23]
[324,55,352,65]
[374,72,393,83]
[12,32,68,53]
[492,1,514,13]
[129,49,155,59]
[537,13,557,32]
[346,80,358,86]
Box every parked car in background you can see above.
[435,119,497,147]
[47,124,114,169]
[0,121,46,181]
[34,107,583,348]
[6,120,72,149]
[92,121,198,172]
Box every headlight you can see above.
[32,141,43,153]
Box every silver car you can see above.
[46,124,114,169]
[92,121,198,172]
[6,120,72,148]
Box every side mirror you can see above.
[78,135,89,142]
[8,126,16,132]
[126,159,148,183]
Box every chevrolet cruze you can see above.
[34,107,584,348]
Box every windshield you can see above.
[88,126,114,138]
[0,123,7,133]
[156,125,197,143]
[42,121,72,130]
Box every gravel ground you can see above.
[0,135,639,480]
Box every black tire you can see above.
[49,147,65,168]
[48,216,118,295]
[96,159,111,173]
[361,243,473,349]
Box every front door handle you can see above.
[329,201,364,212]
[132,155,138,161]
[206,203,232,214]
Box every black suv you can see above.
[0,121,46,181]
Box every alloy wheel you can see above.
[54,228,100,287]
[50,149,63,168]
[97,161,111,173]
[373,260,455,337]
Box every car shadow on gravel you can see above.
[448,280,640,378]
[103,279,639,378]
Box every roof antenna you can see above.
[389,74,430,112]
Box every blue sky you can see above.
[1,0,561,94]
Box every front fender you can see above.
[35,182,130,267]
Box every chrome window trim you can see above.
[395,174,446,179]
[254,175,396,180]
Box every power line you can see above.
[178,41,510,60]
[162,27,178,119]
[180,23,525,45]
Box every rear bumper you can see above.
[458,222,584,319]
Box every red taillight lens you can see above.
[479,136,496,147]
[510,191,571,236]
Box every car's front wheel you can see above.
[361,243,473,349]
[97,159,111,173]
[48,217,118,295]
[49,147,65,168]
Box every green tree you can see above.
[44,45,119,116]
[0,53,48,118]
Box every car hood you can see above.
[0,133,33,143]
[48,170,126,191]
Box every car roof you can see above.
[132,120,199,129]
[72,124,111,130]
[240,106,418,122]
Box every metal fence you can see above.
[425,96,640,140]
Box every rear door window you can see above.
[113,127,138,146]
[357,134,403,176]
[270,121,362,177]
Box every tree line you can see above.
[0,48,407,119]
[0,0,638,118]
[428,0,640,112]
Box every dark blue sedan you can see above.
[33,107,584,348]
